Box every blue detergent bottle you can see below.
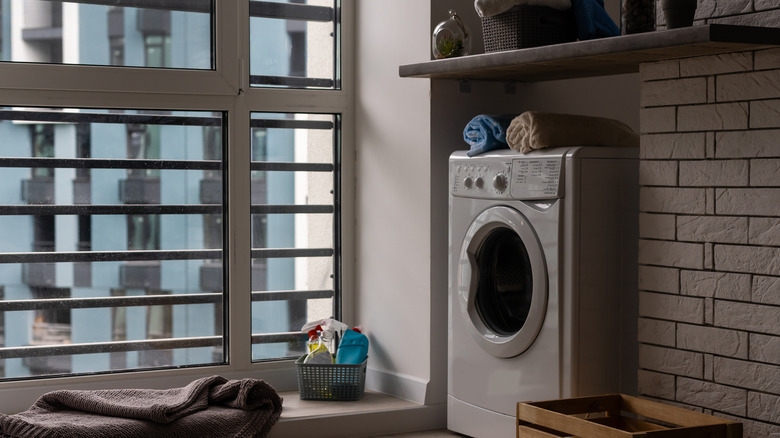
[335,328,368,364]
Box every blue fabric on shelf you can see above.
[570,0,619,40]
[463,114,516,156]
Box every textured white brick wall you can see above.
[638,41,780,437]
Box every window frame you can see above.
[0,0,355,414]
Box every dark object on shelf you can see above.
[481,5,577,52]
[661,0,698,29]
[622,0,655,34]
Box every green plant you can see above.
[437,35,464,58]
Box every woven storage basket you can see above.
[295,355,367,401]
[481,5,577,52]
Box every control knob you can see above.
[475,177,484,189]
[463,177,473,189]
[493,174,508,192]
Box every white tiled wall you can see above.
[638,45,780,437]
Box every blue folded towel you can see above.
[571,0,619,40]
[463,114,516,156]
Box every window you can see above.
[0,0,349,404]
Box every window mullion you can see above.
[225,98,253,369]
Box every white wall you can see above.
[354,1,434,403]
[355,0,638,407]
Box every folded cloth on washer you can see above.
[0,375,283,438]
[463,114,517,156]
[506,111,639,154]
[474,0,571,18]
[570,0,620,40]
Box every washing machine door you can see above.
[456,205,547,358]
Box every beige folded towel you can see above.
[506,111,639,154]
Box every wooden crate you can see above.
[516,394,742,438]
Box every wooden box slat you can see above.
[517,394,742,438]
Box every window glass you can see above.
[250,112,338,361]
[0,107,225,379]
[249,0,338,89]
[0,0,212,69]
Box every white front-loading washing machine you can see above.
[448,147,638,438]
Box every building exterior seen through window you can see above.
[0,0,342,380]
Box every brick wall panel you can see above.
[640,291,704,323]
[742,419,780,438]
[755,49,780,70]
[639,41,780,435]
[637,369,676,399]
[750,158,780,186]
[677,323,748,358]
[747,392,780,424]
[709,9,780,27]
[639,60,680,81]
[695,0,752,19]
[717,70,780,102]
[750,99,780,128]
[641,77,707,107]
[677,377,747,416]
[679,160,748,186]
[641,133,706,159]
[677,215,748,244]
[750,333,780,365]
[641,187,706,214]
[680,270,751,300]
[639,212,676,240]
[640,344,703,378]
[714,300,780,336]
[639,239,704,269]
[714,244,780,276]
[715,129,780,158]
[752,275,780,306]
[639,160,677,186]
[638,265,680,293]
[749,217,780,246]
[638,317,676,346]
[714,357,780,394]
[680,52,753,77]
[715,188,780,216]
[640,107,676,133]
[678,102,749,131]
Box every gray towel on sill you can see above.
[0,375,283,438]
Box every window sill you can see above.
[269,390,445,438]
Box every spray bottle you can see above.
[303,325,333,364]
[301,318,349,358]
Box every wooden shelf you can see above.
[399,24,780,82]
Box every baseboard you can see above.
[365,366,430,404]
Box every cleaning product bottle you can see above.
[301,318,348,357]
[335,328,369,364]
[303,327,333,364]
[306,325,322,353]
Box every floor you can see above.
[371,430,465,437]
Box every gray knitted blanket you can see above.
[0,375,283,438]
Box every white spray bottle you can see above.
[301,318,348,358]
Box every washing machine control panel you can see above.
[510,157,563,199]
[451,156,563,200]
[451,161,513,198]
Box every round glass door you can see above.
[475,228,533,336]
[457,206,547,358]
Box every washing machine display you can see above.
[447,147,638,438]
